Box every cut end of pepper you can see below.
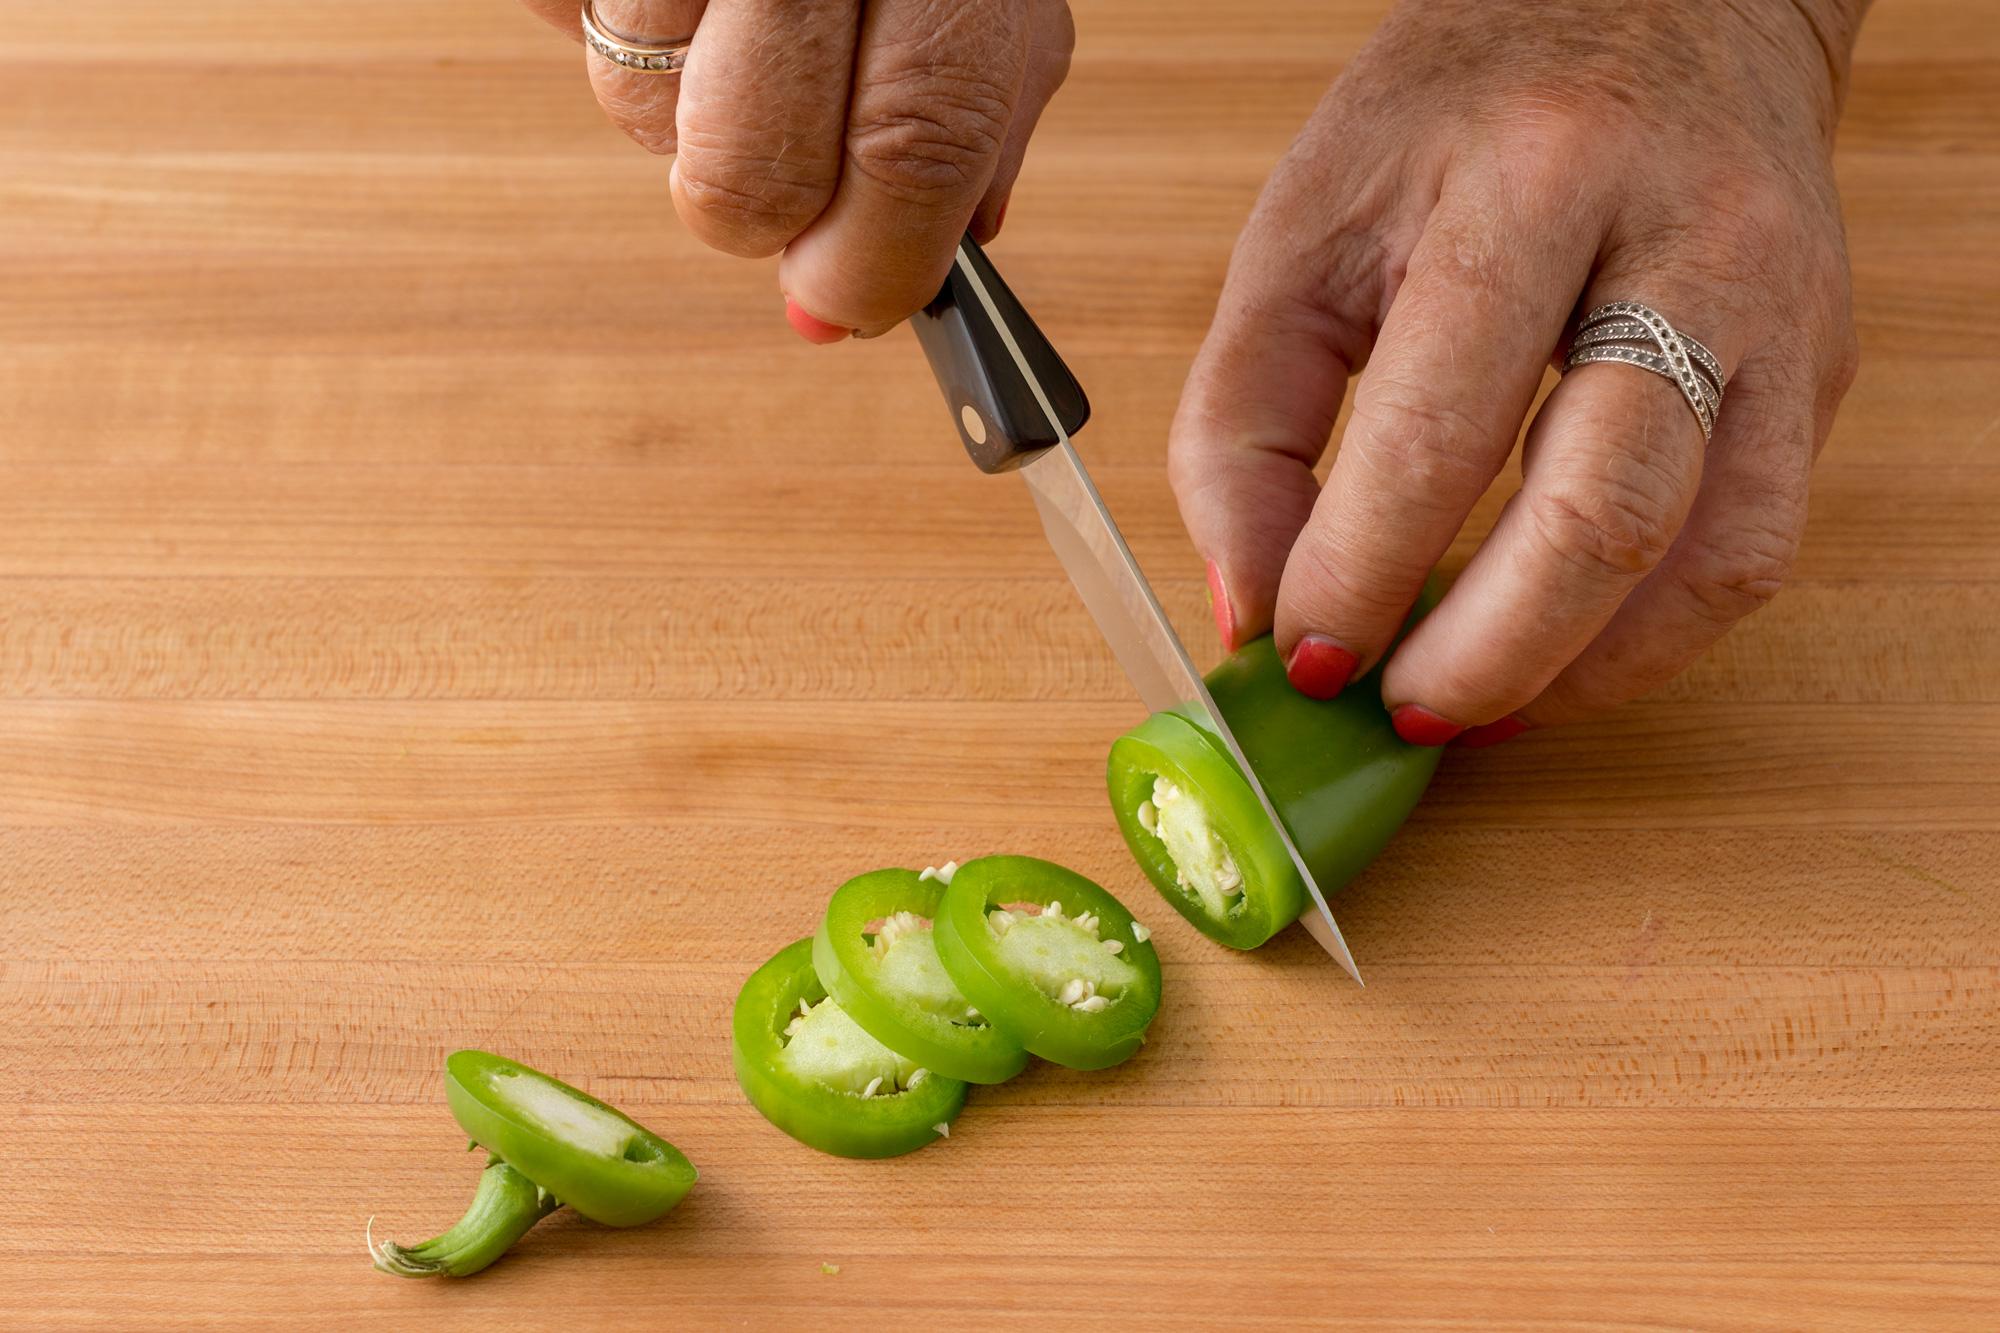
[1106,629,1443,951]
[1144,775,1245,920]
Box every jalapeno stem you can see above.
[369,1159,563,1279]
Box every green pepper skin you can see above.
[932,855,1161,1071]
[1107,635,1442,950]
[813,868,1030,1085]
[733,938,968,1159]
[444,1050,697,1227]
[370,1160,559,1279]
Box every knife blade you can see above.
[910,235,1364,983]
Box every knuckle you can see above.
[1167,419,1319,557]
[1503,97,1600,155]
[847,65,1014,206]
[1758,336,1819,389]
[1491,109,1603,196]
[674,147,835,254]
[1479,88,1642,209]
[1415,211,1515,303]
[1349,384,1498,508]
[1672,517,1802,625]
[1285,530,1429,632]
[1616,177,1802,302]
[1527,474,1681,583]
[1655,181,1846,336]
[1718,174,1803,247]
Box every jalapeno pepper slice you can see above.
[370,1051,696,1278]
[1107,633,1442,949]
[734,937,968,1158]
[931,855,1161,1071]
[813,867,1030,1085]
[442,1050,696,1226]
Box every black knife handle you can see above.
[910,234,1091,474]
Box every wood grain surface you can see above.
[3,1,1996,1327]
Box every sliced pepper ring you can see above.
[932,855,1161,1071]
[1108,710,1303,949]
[813,867,1030,1085]
[733,937,968,1159]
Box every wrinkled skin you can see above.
[1172,0,1866,740]
[520,0,1074,336]
[525,0,1867,742]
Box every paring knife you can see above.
[910,235,1366,984]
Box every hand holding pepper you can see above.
[1172,0,1866,746]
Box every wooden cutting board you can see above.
[2,1,1995,1327]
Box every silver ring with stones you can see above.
[581,1,692,73]
[1562,301,1726,440]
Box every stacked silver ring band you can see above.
[1563,301,1725,440]
[581,1,692,73]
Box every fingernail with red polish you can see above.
[784,298,850,344]
[1285,634,1359,700]
[1454,715,1528,750]
[1391,704,1465,746]
[1205,560,1236,651]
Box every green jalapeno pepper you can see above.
[813,867,1030,1085]
[734,937,968,1158]
[370,1050,696,1278]
[1107,631,1442,950]
[931,855,1162,1070]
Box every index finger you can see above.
[1272,166,1601,696]
[772,0,1029,334]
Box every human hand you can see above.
[1170,0,1866,746]
[521,0,1074,339]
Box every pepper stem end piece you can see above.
[369,1160,562,1279]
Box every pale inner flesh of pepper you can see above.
[871,911,985,1026]
[779,994,927,1098]
[986,898,1140,1012]
[1139,775,1244,919]
[482,1065,634,1158]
